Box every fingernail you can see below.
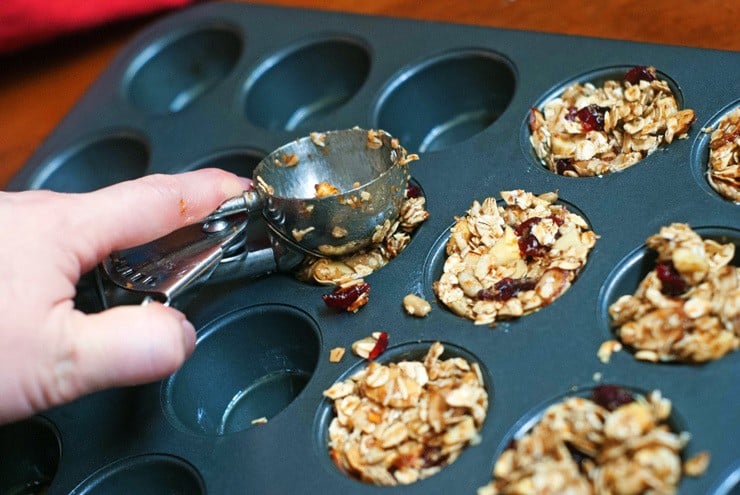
[181,319,196,356]
[237,176,253,190]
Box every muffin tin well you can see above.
[6,2,738,494]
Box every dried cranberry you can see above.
[549,213,565,227]
[624,66,656,84]
[480,277,537,301]
[656,262,687,296]
[322,282,370,312]
[576,104,608,132]
[406,183,422,199]
[591,384,635,411]
[555,158,576,175]
[515,217,547,258]
[367,332,389,360]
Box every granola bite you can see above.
[706,107,740,202]
[324,342,487,486]
[478,385,707,495]
[434,190,597,325]
[529,66,695,176]
[608,223,739,363]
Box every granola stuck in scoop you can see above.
[608,223,739,363]
[706,107,740,202]
[434,190,597,325]
[324,342,487,486]
[478,386,708,495]
[296,187,429,285]
[529,66,695,177]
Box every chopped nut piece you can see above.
[530,66,695,176]
[608,223,739,363]
[683,451,711,476]
[329,347,346,363]
[434,190,597,325]
[403,294,432,317]
[479,387,702,494]
[315,181,341,198]
[251,417,268,425]
[327,342,487,486]
[597,339,623,363]
[706,107,740,202]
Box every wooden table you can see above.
[1,0,737,189]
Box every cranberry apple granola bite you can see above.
[323,342,487,486]
[706,107,740,202]
[529,66,695,176]
[434,190,597,324]
[478,385,708,495]
[608,223,739,363]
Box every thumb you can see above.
[55,303,196,401]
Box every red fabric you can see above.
[0,0,191,54]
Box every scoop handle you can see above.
[206,190,262,221]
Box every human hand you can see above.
[0,169,251,424]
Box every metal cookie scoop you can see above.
[101,128,415,304]
[211,128,411,256]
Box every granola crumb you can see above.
[310,131,327,147]
[592,371,602,382]
[329,347,346,363]
[597,339,623,364]
[315,181,341,198]
[683,451,711,477]
[403,293,432,317]
[291,226,315,242]
[251,417,268,425]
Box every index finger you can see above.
[69,169,251,270]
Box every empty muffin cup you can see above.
[163,304,320,436]
[0,416,61,495]
[374,50,515,152]
[31,133,149,193]
[70,454,204,495]
[244,38,370,131]
[125,25,242,114]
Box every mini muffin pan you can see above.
[5,3,739,494]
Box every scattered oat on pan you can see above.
[433,190,597,325]
[529,66,695,177]
[297,188,429,285]
[706,107,740,202]
[329,347,346,363]
[324,342,487,486]
[478,385,709,495]
[608,223,739,363]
